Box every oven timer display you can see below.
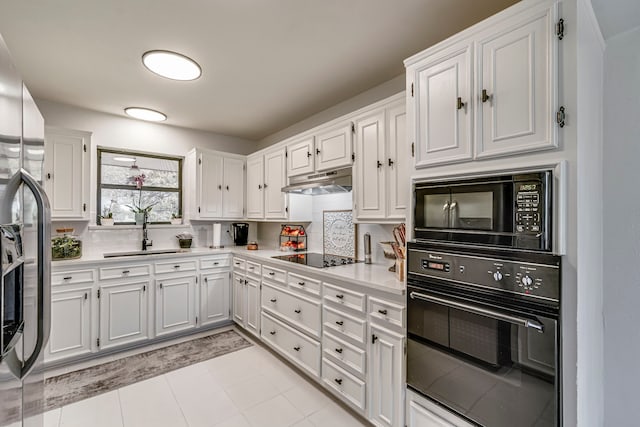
[422,260,450,272]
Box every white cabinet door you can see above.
[44,128,89,219]
[232,274,245,325]
[156,276,196,337]
[246,155,264,219]
[200,272,230,327]
[355,110,386,220]
[315,123,353,172]
[46,287,92,362]
[99,280,149,350]
[264,148,287,219]
[413,45,472,167]
[245,277,260,336]
[287,136,315,177]
[476,7,555,158]
[222,157,245,218]
[407,399,456,427]
[386,104,408,219]
[198,151,224,218]
[369,325,404,427]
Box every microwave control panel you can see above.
[515,182,543,234]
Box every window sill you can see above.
[88,224,191,231]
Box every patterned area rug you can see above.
[45,329,251,411]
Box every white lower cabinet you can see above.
[155,276,197,337]
[46,287,93,362]
[406,389,475,427]
[322,358,366,411]
[231,257,261,338]
[369,324,405,427]
[232,273,245,325]
[98,280,150,350]
[245,277,260,336]
[200,272,230,327]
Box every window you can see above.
[97,148,182,224]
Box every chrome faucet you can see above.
[142,212,153,250]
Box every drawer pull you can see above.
[248,266,254,270]
[63,276,72,280]
[334,378,343,385]
[174,265,180,269]
[268,272,275,276]
[293,346,301,352]
[335,348,343,354]
[270,298,277,303]
[294,309,301,314]
[335,320,344,326]
[298,281,305,286]
[378,309,388,315]
[213,262,219,265]
[238,278,243,283]
[270,330,276,335]
[234,262,240,266]
[336,294,344,299]
[122,270,130,274]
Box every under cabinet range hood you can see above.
[281,167,352,195]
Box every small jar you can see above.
[51,228,82,260]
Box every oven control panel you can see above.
[515,185,542,234]
[408,248,560,304]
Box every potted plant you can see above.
[176,232,193,248]
[125,173,157,224]
[171,213,182,225]
[100,203,115,226]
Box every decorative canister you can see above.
[51,228,82,260]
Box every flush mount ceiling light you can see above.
[124,107,167,122]
[142,50,202,81]
[113,156,136,162]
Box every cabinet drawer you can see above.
[99,264,150,281]
[369,297,405,329]
[262,283,321,338]
[200,256,230,270]
[322,358,366,411]
[232,257,246,272]
[323,283,366,313]
[245,260,262,279]
[322,332,366,377]
[261,312,321,378]
[154,259,197,275]
[262,265,286,284]
[288,272,321,297]
[52,269,95,286]
[323,306,366,345]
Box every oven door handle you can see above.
[409,291,544,332]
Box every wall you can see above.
[257,193,398,265]
[602,24,640,426]
[575,0,605,425]
[257,74,405,150]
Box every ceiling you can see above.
[0,0,518,141]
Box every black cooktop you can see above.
[272,252,360,268]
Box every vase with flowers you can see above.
[126,172,157,224]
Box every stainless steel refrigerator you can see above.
[0,33,51,427]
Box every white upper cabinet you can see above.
[186,149,245,220]
[412,45,472,167]
[264,148,287,219]
[287,136,315,178]
[354,98,407,222]
[246,154,264,219]
[44,127,90,219]
[476,5,557,158]
[314,123,353,172]
[405,1,558,167]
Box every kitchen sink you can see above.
[103,249,190,258]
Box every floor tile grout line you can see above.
[162,374,190,427]
[116,388,125,427]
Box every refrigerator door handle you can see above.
[1,168,51,378]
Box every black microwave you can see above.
[413,171,552,251]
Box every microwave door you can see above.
[418,187,452,230]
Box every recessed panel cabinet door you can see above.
[476,7,555,157]
[369,325,404,427]
[198,152,224,218]
[287,136,315,177]
[99,281,149,350]
[156,276,196,336]
[45,287,92,362]
[315,124,353,172]
[246,155,264,219]
[200,272,230,327]
[386,104,408,219]
[222,157,245,218]
[355,111,386,220]
[232,274,245,326]
[245,277,260,337]
[414,45,472,167]
[264,148,287,219]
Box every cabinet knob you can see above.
[294,309,301,314]
[226,185,229,191]
[482,89,492,103]
[218,185,222,190]
[258,184,262,189]
[307,151,312,157]
[270,298,277,303]
[377,160,382,168]
[204,277,208,283]
[263,183,268,189]
[316,148,321,155]
[388,158,394,167]
[457,97,466,110]
[46,172,52,180]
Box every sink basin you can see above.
[103,249,190,258]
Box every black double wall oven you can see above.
[408,170,561,427]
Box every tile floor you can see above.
[43,331,369,427]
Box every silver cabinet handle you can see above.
[409,291,544,332]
